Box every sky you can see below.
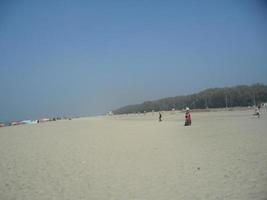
[0,0,267,122]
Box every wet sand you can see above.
[0,109,267,200]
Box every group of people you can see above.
[158,107,192,126]
[158,104,262,125]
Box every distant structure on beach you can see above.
[107,111,113,116]
[1,117,67,128]
[113,84,267,114]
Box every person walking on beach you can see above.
[184,107,191,126]
[159,112,162,122]
[254,105,261,118]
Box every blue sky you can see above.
[0,0,267,121]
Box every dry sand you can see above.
[0,109,267,200]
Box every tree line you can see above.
[113,84,267,114]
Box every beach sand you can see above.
[0,109,267,200]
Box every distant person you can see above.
[159,112,162,122]
[184,107,192,126]
[254,106,260,118]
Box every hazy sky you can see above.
[1,0,267,121]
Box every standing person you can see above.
[254,105,260,118]
[159,112,162,122]
[184,107,192,126]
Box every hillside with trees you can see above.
[113,84,267,114]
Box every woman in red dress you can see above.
[184,107,191,126]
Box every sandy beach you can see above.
[0,109,267,200]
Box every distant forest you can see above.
[113,84,267,114]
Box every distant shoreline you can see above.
[0,106,263,128]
